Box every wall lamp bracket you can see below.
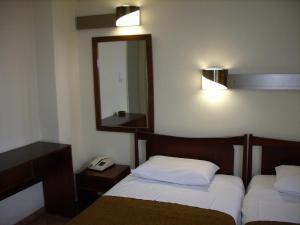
[76,6,140,30]
[202,68,228,90]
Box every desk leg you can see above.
[42,149,76,217]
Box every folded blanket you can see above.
[67,196,235,225]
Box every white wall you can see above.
[51,0,84,170]
[74,0,300,170]
[34,0,59,142]
[0,0,41,153]
[0,1,43,224]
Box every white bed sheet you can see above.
[105,174,245,224]
[242,175,300,224]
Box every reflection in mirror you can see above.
[99,40,148,119]
[92,35,153,133]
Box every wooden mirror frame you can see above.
[92,34,154,133]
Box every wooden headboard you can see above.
[134,132,247,184]
[247,134,300,184]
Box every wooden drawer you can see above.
[76,175,115,193]
[76,165,130,193]
[0,162,34,194]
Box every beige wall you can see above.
[0,1,43,224]
[51,0,84,170]
[74,0,300,170]
[35,0,59,142]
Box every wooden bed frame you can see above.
[247,134,300,185]
[134,132,248,184]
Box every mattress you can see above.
[242,175,300,224]
[105,174,245,224]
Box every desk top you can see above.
[80,165,130,180]
[0,142,70,172]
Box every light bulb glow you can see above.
[116,10,140,27]
[206,67,223,71]
[202,76,227,90]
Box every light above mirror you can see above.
[76,5,141,30]
[116,6,140,27]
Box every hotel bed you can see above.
[106,174,244,223]
[67,132,247,225]
[242,135,300,225]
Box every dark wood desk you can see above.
[0,142,76,217]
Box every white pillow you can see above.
[274,165,300,196]
[131,155,219,186]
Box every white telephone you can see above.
[88,156,114,171]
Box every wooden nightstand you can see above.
[76,164,130,211]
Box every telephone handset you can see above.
[88,156,114,171]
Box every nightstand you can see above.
[76,164,130,211]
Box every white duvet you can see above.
[105,174,245,224]
[242,175,300,224]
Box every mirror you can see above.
[92,34,154,133]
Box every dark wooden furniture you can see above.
[0,142,76,217]
[76,14,115,30]
[76,164,130,211]
[134,132,248,184]
[92,34,154,133]
[246,134,300,185]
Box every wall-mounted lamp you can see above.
[202,68,228,90]
[116,6,140,27]
[76,5,141,30]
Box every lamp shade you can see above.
[116,6,140,27]
[202,68,228,90]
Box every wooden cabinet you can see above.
[76,165,130,211]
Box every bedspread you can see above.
[67,196,236,225]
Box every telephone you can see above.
[88,156,114,171]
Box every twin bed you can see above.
[243,135,300,225]
[67,133,300,225]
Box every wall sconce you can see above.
[202,68,228,90]
[116,6,140,27]
[76,5,140,30]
